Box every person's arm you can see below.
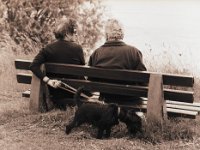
[87,53,98,82]
[88,55,92,66]
[88,51,96,67]
[135,51,147,71]
[29,48,61,88]
[29,48,47,79]
[134,51,147,86]
[79,46,85,65]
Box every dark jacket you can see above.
[30,40,85,79]
[88,41,146,102]
[30,40,85,101]
[89,41,146,70]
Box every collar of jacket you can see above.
[102,40,126,47]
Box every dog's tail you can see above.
[74,86,85,107]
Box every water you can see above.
[103,0,200,74]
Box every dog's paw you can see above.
[96,135,103,139]
[65,126,71,134]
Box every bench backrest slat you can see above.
[15,59,194,87]
[46,63,193,87]
[16,73,194,102]
[17,73,32,84]
[62,79,194,103]
[15,59,32,70]
[62,79,148,97]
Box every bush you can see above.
[3,0,105,54]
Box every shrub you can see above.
[2,0,105,54]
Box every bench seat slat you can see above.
[142,97,200,107]
[22,90,31,98]
[22,90,199,118]
[166,104,200,112]
[166,100,200,107]
[106,99,200,113]
[21,91,199,112]
[167,108,198,116]
[142,101,200,112]
[116,104,197,119]
[119,104,198,119]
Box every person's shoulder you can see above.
[124,43,142,52]
[123,43,137,49]
[66,40,82,49]
[95,45,104,51]
[72,42,82,49]
[45,40,59,48]
[89,46,102,58]
[92,45,104,54]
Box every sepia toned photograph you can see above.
[0,0,200,149]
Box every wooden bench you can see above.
[15,59,200,122]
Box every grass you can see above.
[1,32,200,149]
[138,119,195,144]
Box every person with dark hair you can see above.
[30,17,85,110]
[89,19,147,102]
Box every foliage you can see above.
[0,0,6,32]
[2,0,105,54]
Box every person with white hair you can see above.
[30,17,85,111]
[89,19,146,102]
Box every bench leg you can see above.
[29,64,48,112]
[29,73,44,112]
[147,74,167,124]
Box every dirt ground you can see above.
[1,90,200,150]
[0,90,146,150]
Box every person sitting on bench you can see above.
[88,18,147,103]
[30,17,85,111]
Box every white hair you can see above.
[105,19,124,41]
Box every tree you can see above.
[3,0,105,55]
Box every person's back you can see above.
[30,17,85,110]
[89,41,145,70]
[43,40,84,64]
[38,40,84,79]
[89,19,146,102]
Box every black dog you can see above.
[118,107,142,135]
[65,87,119,139]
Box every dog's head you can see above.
[119,108,142,122]
[118,107,142,134]
[118,107,128,122]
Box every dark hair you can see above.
[54,18,77,40]
[67,19,77,35]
